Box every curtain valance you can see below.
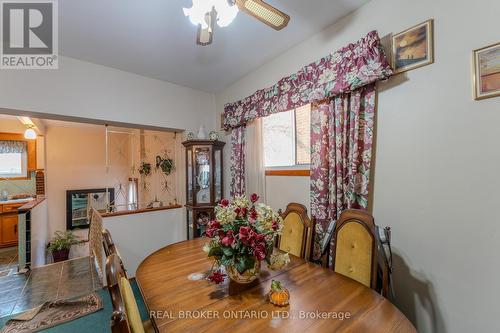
[0,140,26,154]
[223,30,392,130]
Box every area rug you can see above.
[0,293,103,333]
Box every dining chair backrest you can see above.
[106,254,132,333]
[88,207,104,283]
[319,219,336,267]
[103,228,128,278]
[331,209,378,289]
[277,203,314,260]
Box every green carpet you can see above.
[0,280,149,332]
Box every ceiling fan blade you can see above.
[235,0,290,30]
[196,11,215,46]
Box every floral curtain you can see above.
[223,30,392,130]
[230,126,246,197]
[310,83,377,259]
[0,140,26,154]
[223,31,391,198]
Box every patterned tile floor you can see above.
[0,247,17,278]
[0,256,101,318]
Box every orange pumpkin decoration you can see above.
[269,280,290,306]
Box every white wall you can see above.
[216,1,500,332]
[265,176,310,213]
[30,200,49,267]
[103,208,185,277]
[0,56,216,132]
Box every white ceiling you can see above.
[59,0,369,93]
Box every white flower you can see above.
[331,52,342,64]
[281,81,291,93]
[318,69,337,85]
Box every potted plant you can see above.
[47,230,80,262]
[203,194,286,284]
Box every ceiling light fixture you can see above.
[183,0,290,46]
[24,125,37,140]
[183,0,238,29]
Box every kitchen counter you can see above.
[0,198,34,205]
[18,197,45,213]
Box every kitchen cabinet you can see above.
[0,201,24,247]
[1,214,18,246]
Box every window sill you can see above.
[265,169,310,177]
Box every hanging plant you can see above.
[138,162,152,177]
[155,155,175,176]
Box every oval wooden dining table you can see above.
[136,238,416,333]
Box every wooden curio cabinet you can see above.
[182,140,225,239]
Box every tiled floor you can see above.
[0,247,18,278]
[0,256,101,318]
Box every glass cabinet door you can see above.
[214,148,222,202]
[195,210,211,238]
[187,209,194,240]
[186,148,193,204]
[194,146,211,204]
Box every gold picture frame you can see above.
[473,41,500,100]
[391,19,434,74]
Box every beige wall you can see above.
[45,125,115,240]
[45,124,182,249]
[216,0,500,332]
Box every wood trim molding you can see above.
[101,204,182,218]
[265,169,310,177]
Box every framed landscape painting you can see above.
[473,42,500,100]
[391,19,434,74]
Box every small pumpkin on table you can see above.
[269,280,290,306]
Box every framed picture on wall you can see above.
[391,19,434,74]
[66,188,114,230]
[473,42,500,100]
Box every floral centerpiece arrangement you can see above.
[204,194,286,284]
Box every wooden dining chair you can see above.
[106,254,154,333]
[103,228,128,278]
[88,208,105,284]
[331,209,378,290]
[277,203,315,260]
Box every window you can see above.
[0,140,28,178]
[263,104,311,168]
[0,152,27,178]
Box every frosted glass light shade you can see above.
[24,128,36,140]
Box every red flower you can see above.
[251,233,265,246]
[238,226,253,245]
[207,270,226,284]
[272,220,279,231]
[249,208,258,221]
[253,243,267,261]
[220,199,230,207]
[205,220,221,238]
[250,193,259,203]
[221,230,235,246]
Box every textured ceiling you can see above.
[59,0,369,93]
